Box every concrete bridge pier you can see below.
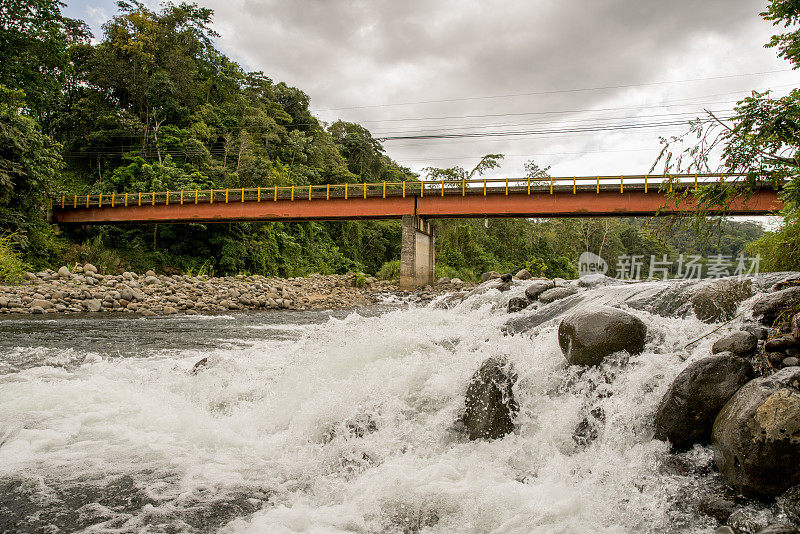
[400,215,435,289]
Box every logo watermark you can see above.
[578,251,608,277]
[577,253,761,280]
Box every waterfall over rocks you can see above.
[2,272,800,532]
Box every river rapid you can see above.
[0,277,793,533]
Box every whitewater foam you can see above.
[0,277,789,532]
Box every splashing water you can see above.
[0,278,790,533]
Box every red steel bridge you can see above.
[48,173,784,287]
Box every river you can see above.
[0,278,790,533]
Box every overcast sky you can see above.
[65,0,800,181]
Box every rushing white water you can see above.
[0,278,789,533]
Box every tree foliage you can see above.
[651,0,800,268]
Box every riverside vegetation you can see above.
[0,0,794,285]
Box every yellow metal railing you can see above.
[50,173,776,210]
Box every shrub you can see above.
[0,234,31,283]
[435,263,477,282]
[377,259,401,280]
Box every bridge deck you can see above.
[49,175,784,224]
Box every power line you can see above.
[398,148,658,162]
[313,69,795,112]
[369,108,735,136]
[378,116,729,141]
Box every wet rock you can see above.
[577,274,620,288]
[507,297,529,313]
[765,335,798,352]
[712,367,800,498]
[480,271,501,283]
[515,269,532,280]
[744,323,770,340]
[778,485,800,524]
[190,357,209,375]
[752,287,800,325]
[557,306,647,366]
[713,331,758,356]
[699,495,737,523]
[691,278,753,323]
[538,286,579,304]
[727,509,771,534]
[524,280,555,301]
[462,357,518,440]
[500,273,513,283]
[756,524,800,534]
[654,352,754,449]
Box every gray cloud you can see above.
[198,0,797,175]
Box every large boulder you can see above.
[462,357,518,440]
[690,278,753,323]
[507,297,529,314]
[525,280,555,301]
[538,286,579,304]
[712,367,800,498]
[712,331,758,356]
[654,352,754,449]
[83,263,98,274]
[752,287,800,325]
[515,269,532,280]
[557,306,647,366]
[480,271,501,283]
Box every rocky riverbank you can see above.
[0,264,470,316]
[457,271,800,534]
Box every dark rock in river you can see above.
[765,335,798,352]
[507,297,529,314]
[654,352,754,449]
[557,306,647,366]
[752,287,800,325]
[524,280,555,301]
[755,525,800,534]
[480,271,501,283]
[712,367,800,498]
[779,485,800,525]
[190,357,209,374]
[538,286,579,304]
[462,357,518,440]
[712,331,758,356]
[698,495,737,524]
[690,278,753,323]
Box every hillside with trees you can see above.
[0,0,774,282]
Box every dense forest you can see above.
[0,0,792,283]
